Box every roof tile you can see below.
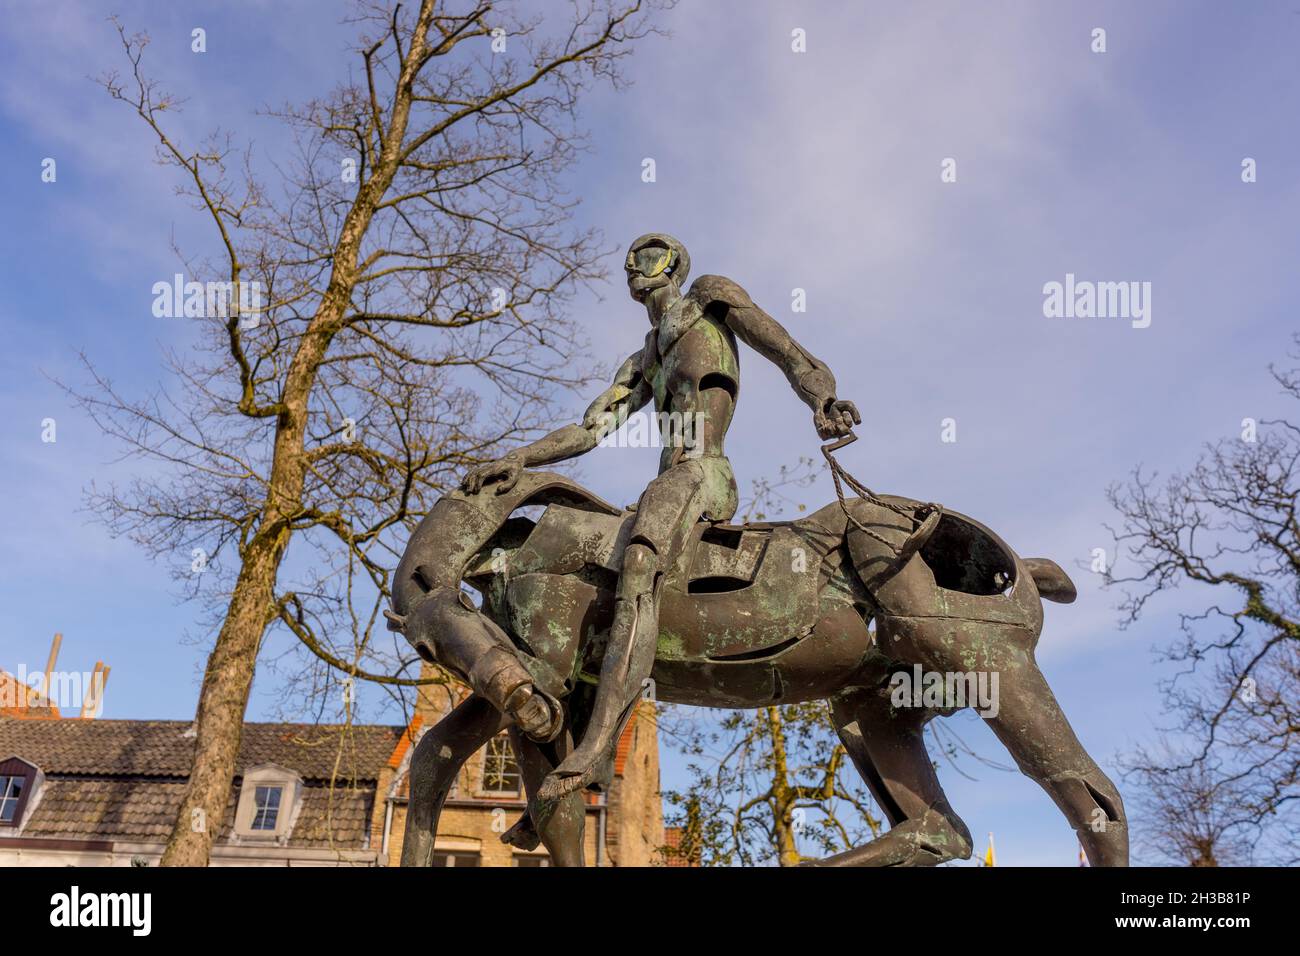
[0,717,402,781]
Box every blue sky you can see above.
[2,1,1297,865]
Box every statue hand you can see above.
[814,399,861,440]
[461,454,524,495]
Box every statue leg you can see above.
[399,586,561,742]
[981,651,1129,866]
[805,685,972,866]
[538,464,705,801]
[504,729,588,866]
[535,539,659,801]
[400,694,511,867]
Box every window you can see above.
[513,855,550,867]
[0,774,25,824]
[432,851,480,867]
[0,758,39,829]
[233,764,301,840]
[480,736,521,794]
[250,785,282,831]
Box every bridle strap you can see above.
[821,434,942,559]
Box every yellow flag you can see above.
[983,833,996,867]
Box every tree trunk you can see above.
[158,531,289,865]
[161,360,315,864]
[766,707,802,867]
[152,0,628,864]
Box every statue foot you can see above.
[501,811,541,851]
[800,810,972,867]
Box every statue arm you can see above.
[578,351,653,445]
[727,302,839,413]
[694,275,860,438]
[503,353,651,468]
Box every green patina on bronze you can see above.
[388,233,1128,869]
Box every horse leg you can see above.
[980,647,1129,866]
[401,694,511,867]
[506,728,588,867]
[807,685,973,866]
[888,612,1129,866]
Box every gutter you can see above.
[0,838,382,866]
[596,797,608,867]
[381,798,395,862]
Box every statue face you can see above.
[624,236,683,302]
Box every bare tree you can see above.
[1107,339,1300,865]
[1121,745,1260,866]
[72,0,662,866]
[661,701,882,867]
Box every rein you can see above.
[821,433,943,564]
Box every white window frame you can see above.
[431,837,482,867]
[233,763,302,843]
[0,774,26,824]
[0,756,43,833]
[512,853,551,867]
[478,735,521,795]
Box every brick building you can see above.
[379,670,664,867]
[0,663,665,867]
[0,717,401,865]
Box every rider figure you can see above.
[461,233,860,800]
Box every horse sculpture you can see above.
[388,458,1128,867]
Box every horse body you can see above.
[471,499,876,708]
[467,491,1051,710]
[392,471,1129,867]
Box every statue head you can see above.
[624,232,689,303]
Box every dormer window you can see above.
[0,756,42,830]
[233,764,302,842]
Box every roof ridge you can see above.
[0,715,407,731]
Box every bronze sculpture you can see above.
[461,232,863,803]
[388,234,1128,866]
